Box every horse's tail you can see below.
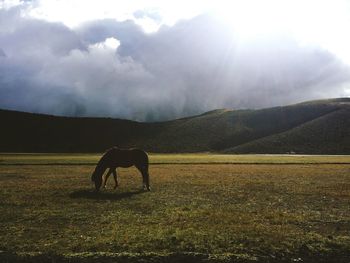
[140,150,149,173]
[141,150,150,191]
[144,150,149,168]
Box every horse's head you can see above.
[91,167,103,191]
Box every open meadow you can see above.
[0,154,350,262]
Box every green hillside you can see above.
[0,98,349,153]
[224,107,350,154]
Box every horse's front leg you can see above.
[102,168,113,189]
[112,169,119,189]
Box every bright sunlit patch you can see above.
[211,0,350,64]
[211,0,289,40]
[134,16,161,33]
[91,37,120,51]
[104,38,120,50]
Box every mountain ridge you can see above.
[0,98,349,153]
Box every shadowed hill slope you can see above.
[0,98,349,153]
[224,107,350,154]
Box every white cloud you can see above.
[0,0,23,9]
[22,0,206,32]
[4,0,346,66]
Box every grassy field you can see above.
[0,154,350,262]
[1,153,350,165]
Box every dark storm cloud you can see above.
[0,10,84,56]
[0,8,349,121]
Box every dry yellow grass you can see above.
[0,155,350,262]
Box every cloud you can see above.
[0,7,349,121]
[86,15,350,113]
[0,48,6,57]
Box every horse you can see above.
[91,147,150,191]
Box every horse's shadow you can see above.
[69,189,145,201]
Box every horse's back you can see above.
[109,147,148,168]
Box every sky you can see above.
[1,0,350,121]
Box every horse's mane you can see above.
[95,148,111,167]
[96,147,120,166]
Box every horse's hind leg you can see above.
[136,164,150,191]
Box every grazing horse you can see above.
[91,147,150,191]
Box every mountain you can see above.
[0,98,349,153]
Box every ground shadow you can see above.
[69,189,145,201]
